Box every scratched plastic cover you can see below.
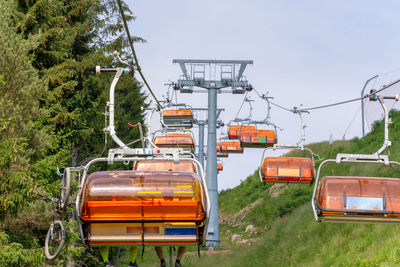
[80,171,206,221]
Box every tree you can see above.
[0,0,148,265]
[0,0,46,216]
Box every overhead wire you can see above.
[252,87,293,112]
[342,105,362,139]
[253,77,400,114]
[233,91,249,120]
[116,0,162,109]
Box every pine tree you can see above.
[0,0,46,216]
[13,0,147,181]
[0,1,47,264]
[1,0,148,265]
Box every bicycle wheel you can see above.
[59,168,71,210]
[45,220,66,260]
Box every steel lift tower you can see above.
[173,59,253,248]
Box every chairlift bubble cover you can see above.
[153,134,194,149]
[228,125,256,139]
[217,143,229,157]
[217,162,223,171]
[240,129,277,148]
[80,171,206,222]
[262,157,314,183]
[135,161,196,172]
[316,176,400,222]
[220,141,243,154]
[162,110,193,128]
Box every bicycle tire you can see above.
[45,220,66,260]
[60,168,71,210]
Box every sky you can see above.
[125,0,400,190]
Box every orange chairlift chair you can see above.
[219,140,244,154]
[216,142,229,158]
[153,132,195,154]
[229,96,278,147]
[161,108,193,129]
[228,124,256,140]
[240,128,277,148]
[217,162,223,173]
[43,61,209,261]
[77,152,210,248]
[312,92,400,223]
[259,108,316,184]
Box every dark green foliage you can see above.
[1,0,147,265]
[0,0,46,216]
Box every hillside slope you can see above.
[106,111,400,266]
[180,110,400,266]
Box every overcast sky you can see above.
[126,0,400,190]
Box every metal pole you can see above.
[205,86,220,248]
[361,75,378,138]
[198,122,205,168]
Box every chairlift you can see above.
[80,154,209,247]
[240,129,277,148]
[312,92,400,223]
[161,108,193,129]
[230,93,279,147]
[153,133,195,153]
[217,162,223,173]
[259,108,316,183]
[219,140,244,154]
[216,142,229,158]
[228,125,256,139]
[43,59,210,260]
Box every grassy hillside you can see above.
[112,110,400,266]
[182,110,400,267]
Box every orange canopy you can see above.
[135,161,196,172]
[317,176,400,219]
[153,133,194,149]
[217,162,223,172]
[240,129,277,148]
[219,141,243,154]
[262,157,314,183]
[162,109,193,117]
[228,125,256,139]
[80,171,206,222]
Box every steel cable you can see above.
[254,77,400,114]
[116,0,162,109]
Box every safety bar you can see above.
[292,107,310,147]
[75,156,210,243]
[95,52,135,149]
[335,93,398,163]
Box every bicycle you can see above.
[37,168,72,260]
